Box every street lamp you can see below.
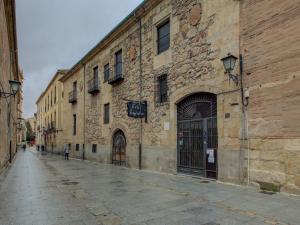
[221,53,239,85]
[0,80,21,98]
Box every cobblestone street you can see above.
[0,149,299,225]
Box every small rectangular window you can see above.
[76,144,79,151]
[73,81,77,92]
[157,20,170,54]
[68,143,71,151]
[115,50,122,78]
[158,74,168,103]
[73,114,76,136]
[104,64,110,82]
[104,103,110,124]
[92,144,97,153]
[93,66,98,81]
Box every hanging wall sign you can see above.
[127,101,147,119]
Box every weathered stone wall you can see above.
[241,0,300,193]
[0,0,19,170]
[81,0,243,181]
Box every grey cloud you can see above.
[16,0,143,118]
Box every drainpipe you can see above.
[138,17,143,170]
[82,62,86,160]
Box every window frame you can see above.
[157,20,170,54]
[115,50,123,78]
[104,103,110,124]
[104,63,110,82]
[158,74,168,103]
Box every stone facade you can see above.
[61,0,242,178]
[0,0,21,171]
[36,70,67,154]
[241,0,300,194]
[56,0,300,194]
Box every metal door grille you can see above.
[112,130,126,166]
[177,93,218,178]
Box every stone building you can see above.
[61,0,240,179]
[58,0,300,194]
[36,70,68,153]
[0,0,22,171]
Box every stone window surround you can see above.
[152,6,172,69]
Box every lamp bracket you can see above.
[228,73,239,86]
[0,91,15,98]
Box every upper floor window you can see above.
[73,81,77,93]
[104,64,110,82]
[93,66,99,82]
[54,86,57,103]
[115,50,122,78]
[104,103,110,124]
[158,74,168,103]
[157,20,170,54]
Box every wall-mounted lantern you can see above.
[0,80,21,98]
[221,53,239,86]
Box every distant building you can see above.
[36,70,68,153]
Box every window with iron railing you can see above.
[158,74,168,103]
[157,20,170,54]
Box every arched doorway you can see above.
[112,130,126,166]
[177,93,218,178]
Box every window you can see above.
[73,81,77,92]
[93,66,98,82]
[104,64,110,82]
[115,50,122,77]
[73,114,76,136]
[157,20,170,54]
[104,103,110,124]
[76,144,79,151]
[54,86,57,103]
[158,74,168,103]
[92,144,97,153]
[68,143,71,151]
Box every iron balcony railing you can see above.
[68,90,77,103]
[108,66,124,85]
[87,78,100,94]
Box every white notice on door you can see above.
[207,149,215,164]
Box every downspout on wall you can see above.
[138,16,143,170]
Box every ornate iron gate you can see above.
[112,130,126,166]
[177,93,218,178]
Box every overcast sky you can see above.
[16,0,143,118]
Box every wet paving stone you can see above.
[1,149,300,225]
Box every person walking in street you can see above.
[22,143,26,152]
[64,144,69,160]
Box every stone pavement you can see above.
[0,149,300,225]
